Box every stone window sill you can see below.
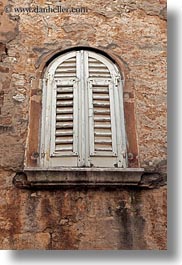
[13,167,166,189]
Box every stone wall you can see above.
[0,0,167,249]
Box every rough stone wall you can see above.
[0,170,167,250]
[0,0,167,249]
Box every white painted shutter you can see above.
[87,53,118,167]
[41,53,79,168]
[40,50,127,168]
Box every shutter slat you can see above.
[94,110,110,114]
[89,64,109,68]
[93,102,110,107]
[58,59,76,64]
[56,101,73,107]
[56,108,73,114]
[88,58,104,63]
[93,95,109,100]
[55,69,76,73]
[94,124,111,129]
[56,63,76,67]
[56,139,73,144]
[57,63,76,68]
[95,139,112,144]
[89,67,110,72]
[56,130,73,136]
[55,146,73,151]
[56,122,73,128]
[56,115,73,121]
[95,132,112,136]
[55,73,76,78]
[94,117,111,122]
[56,68,75,73]
[95,147,112,151]
[63,58,76,63]
[57,87,73,93]
[93,89,109,94]
[89,73,111,78]
[57,94,73,99]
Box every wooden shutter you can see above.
[41,53,79,168]
[86,52,127,168]
[40,50,127,168]
[87,53,117,167]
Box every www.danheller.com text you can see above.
[4,5,89,14]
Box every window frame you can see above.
[24,47,140,170]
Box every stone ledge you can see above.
[12,167,166,189]
[23,167,144,172]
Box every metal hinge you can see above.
[114,75,120,84]
[41,152,45,158]
[31,152,39,160]
[121,150,127,159]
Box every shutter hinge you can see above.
[41,152,45,158]
[121,79,124,86]
[121,150,127,159]
[42,78,48,87]
[31,152,39,160]
[114,76,120,85]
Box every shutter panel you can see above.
[88,80,118,167]
[42,52,80,168]
[48,78,79,167]
[50,54,78,157]
[87,53,123,167]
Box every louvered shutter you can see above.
[41,52,80,168]
[40,50,127,168]
[87,53,118,167]
[87,52,127,168]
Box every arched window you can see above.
[40,49,127,168]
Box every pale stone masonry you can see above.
[0,0,167,249]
